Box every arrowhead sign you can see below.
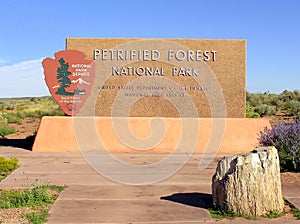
[42,50,95,115]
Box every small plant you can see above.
[0,96,64,120]
[258,120,300,172]
[2,112,23,124]
[291,207,300,219]
[0,124,15,137]
[255,104,276,116]
[206,201,240,219]
[245,215,258,220]
[207,197,296,221]
[246,90,300,119]
[246,104,260,118]
[208,207,239,219]
[0,184,58,209]
[263,210,281,218]
[0,114,15,137]
[0,157,19,181]
[284,197,300,219]
[22,208,48,224]
[0,183,64,224]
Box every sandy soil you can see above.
[0,207,33,224]
[6,118,41,139]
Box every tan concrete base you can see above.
[32,117,270,153]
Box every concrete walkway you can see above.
[0,147,299,223]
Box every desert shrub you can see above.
[247,92,262,108]
[255,104,276,117]
[22,209,48,224]
[0,96,64,119]
[246,104,260,118]
[2,112,23,124]
[20,108,64,118]
[44,108,64,116]
[0,184,64,209]
[0,157,19,176]
[0,183,64,223]
[258,121,300,172]
[0,125,15,137]
[30,97,39,103]
[0,114,15,137]
[280,90,294,102]
[290,100,300,117]
[246,90,300,118]
[15,105,29,111]
[21,111,37,118]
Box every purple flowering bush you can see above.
[258,120,300,172]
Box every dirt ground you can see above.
[6,117,41,139]
[0,207,34,224]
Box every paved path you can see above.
[0,147,299,223]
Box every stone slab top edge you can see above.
[40,116,269,120]
[66,37,247,42]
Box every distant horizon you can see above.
[1,89,300,100]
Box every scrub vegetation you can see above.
[0,96,63,138]
[0,183,65,224]
[246,90,300,119]
[0,156,19,181]
[0,96,64,121]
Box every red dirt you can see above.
[6,118,41,139]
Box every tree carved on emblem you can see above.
[55,58,74,96]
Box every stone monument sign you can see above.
[36,38,271,157]
[43,38,246,117]
[64,38,246,118]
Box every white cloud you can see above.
[0,59,8,65]
[0,58,50,98]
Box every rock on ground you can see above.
[212,146,284,216]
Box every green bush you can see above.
[263,210,281,218]
[292,207,300,219]
[0,114,16,137]
[0,184,63,209]
[22,209,48,224]
[0,184,64,224]
[246,104,260,118]
[0,157,19,175]
[0,96,65,119]
[255,104,276,116]
[290,100,300,117]
[246,90,300,119]
[0,157,19,181]
[0,125,15,137]
[2,112,23,124]
[21,111,36,118]
[208,207,239,219]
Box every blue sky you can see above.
[0,0,299,97]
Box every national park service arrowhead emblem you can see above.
[42,50,95,115]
